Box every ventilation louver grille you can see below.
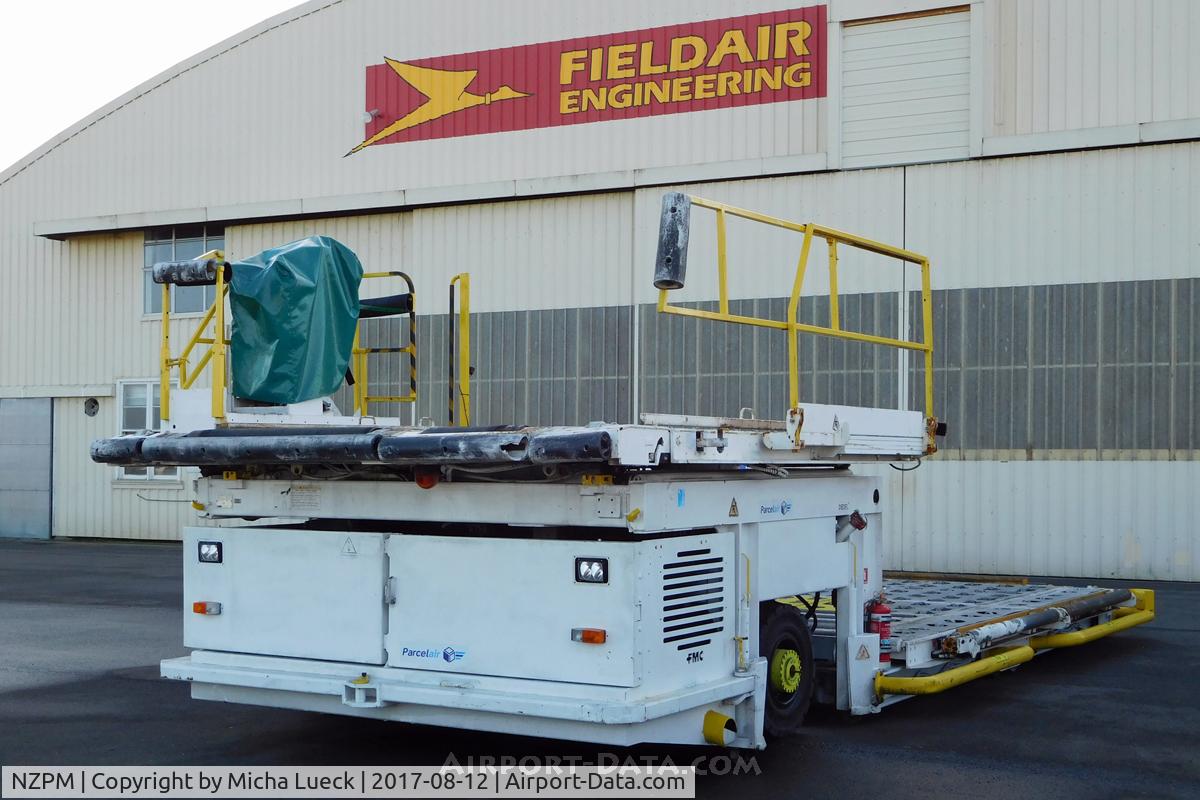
[661,547,728,651]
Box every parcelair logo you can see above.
[401,645,466,662]
[759,500,793,516]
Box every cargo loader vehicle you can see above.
[92,193,1154,748]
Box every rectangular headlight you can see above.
[575,557,608,584]
[197,541,223,564]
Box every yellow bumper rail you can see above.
[875,646,1035,697]
[875,589,1156,698]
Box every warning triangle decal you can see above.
[729,498,739,517]
[341,537,358,556]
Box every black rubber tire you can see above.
[760,601,816,738]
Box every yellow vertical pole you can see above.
[828,240,840,331]
[451,273,471,426]
[160,283,171,424]
[921,259,935,420]
[716,207,729,316]
[786,228,815,408]
[351,327,363,414]
[211,267,227,421]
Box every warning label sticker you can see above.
[288,484,321,512]
[341,537,358,557]
[856,644,871,661]
[729,498,739,517]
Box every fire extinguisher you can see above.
[867,597,893,664]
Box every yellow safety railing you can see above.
[161,250,230,423]
[161,258,425,424]
[351,271,418,415]
[656,195,935,434]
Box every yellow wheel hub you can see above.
[769,648,802,693]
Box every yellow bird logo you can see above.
[348,59,530,155]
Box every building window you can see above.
[143,224,225,315]
[117,380,177,480]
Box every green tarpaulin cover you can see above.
[230,236,362,405]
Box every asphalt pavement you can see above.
[1,538,1197,799]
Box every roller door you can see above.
[841,8,970,168]
[0,398,52,539]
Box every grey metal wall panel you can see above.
[0,398,51,539]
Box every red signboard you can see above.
[351,5,827,153]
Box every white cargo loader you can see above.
[92,193,1154,748]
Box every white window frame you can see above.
[142,226,225,318]
[115,379,178,481]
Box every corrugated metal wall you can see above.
[989,0,1200,136]
[1,0,1197,577]
[52,396,204,540]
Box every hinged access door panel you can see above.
[183,527,388,664]
[386,535,640,687]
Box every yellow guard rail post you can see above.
[654,194,937,451]
[449,273,471,426]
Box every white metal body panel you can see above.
[757,517,853,601]
[386,535,643,687]
[840,10,971,168]
[194,472,882,536]
[385,532,738,692]
[182,527,388,664]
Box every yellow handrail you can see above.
[160,251,229,424]
[656,195,936,445]
[352,271,418,415]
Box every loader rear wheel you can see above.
[760,602,815,738]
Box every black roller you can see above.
[152,258,225,286]
[90,435,146,464]
[377,431,529,464]
[131,431,382,465]
[528,429,612,463]
[1061,589,1133,622]
[653,192,691,290]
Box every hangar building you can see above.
[0,0,1196,581]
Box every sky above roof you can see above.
[1,0,301,172]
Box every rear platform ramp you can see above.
[807,578,1155,703]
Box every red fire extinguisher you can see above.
[868,597,893,664]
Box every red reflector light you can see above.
[572,627,607,644]
[414,467,439,490]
